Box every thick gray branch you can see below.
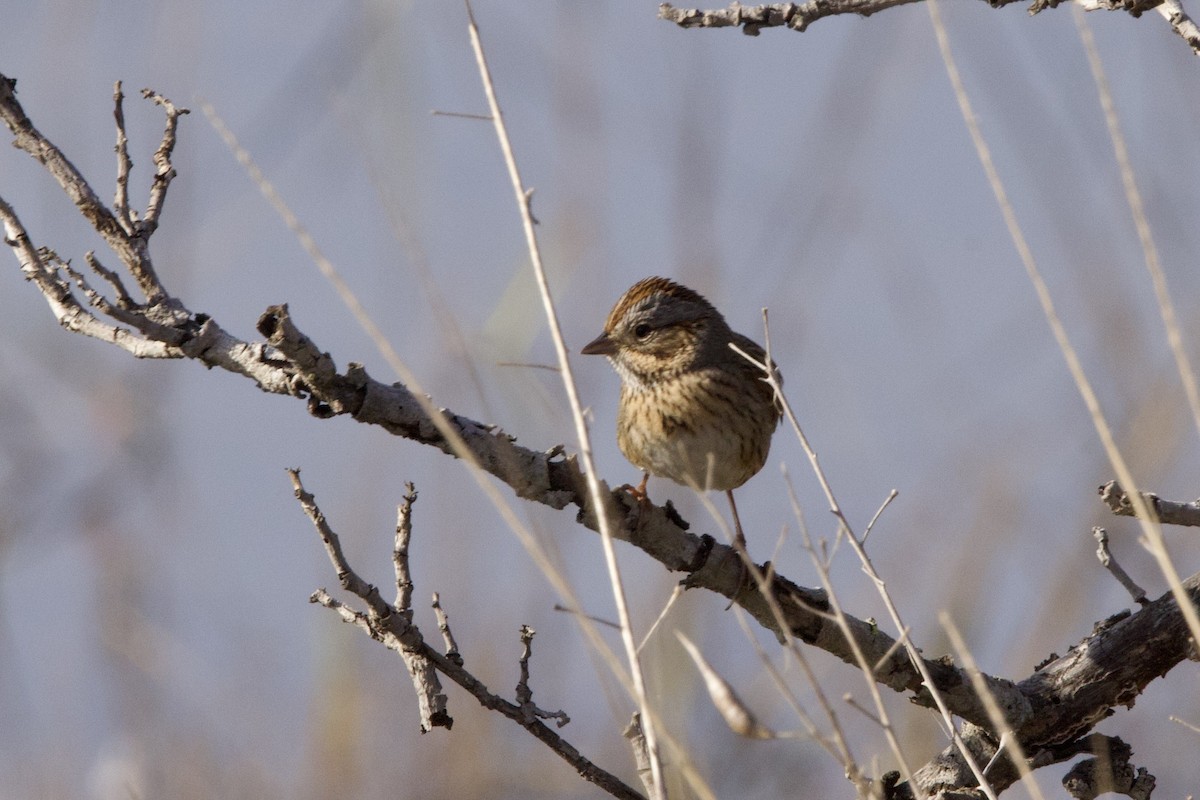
[893,575,1200,797]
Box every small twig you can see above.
[85,251,135,309]
[515,625,570,728]
[515,625,535,708]
[60,260,142,326]
[980,732,1011,778]
[1168,715,1200,736]
[843,695,885,728]
[861,489,899,545]
[394,483,418,612]
[431,593,463,666]
[138,88,189,235]
[289,468,389,615]
[1099,479,1200,527]
[1093,527,1149,606]
[522,187,540,225]
[635,585,684,655]
[430,109,493,121]
[495,361,561,372]
[311,588,375,633]
[112,81,135,233]
[552,604,621,630]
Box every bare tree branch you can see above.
[112,81,135,232]
[515,625,571,728]
[1099,479,1200,527]
[291,470,643,800]
[892,575,1200,797]
[657,0,1200,55]
[0,75,173,300]
[658,0,923,34]
[288,468,451,734]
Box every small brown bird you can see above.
[581,276,781,575]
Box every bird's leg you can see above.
[633,471,650,502]
[725,489,751,609]
[727,488,748,550]
[619,471,651,504]
[615,472,653,535]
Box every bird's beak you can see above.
[581,331,617,356]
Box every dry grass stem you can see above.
[461,2,668,795]
[740,332,997,799]
[1073,5,1200,440]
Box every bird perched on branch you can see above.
[581,276,781,598]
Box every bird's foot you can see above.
[617,472,651,506]
[615,473,653,537]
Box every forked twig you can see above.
[516,626,570,728]
[289,469,641,799]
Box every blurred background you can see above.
[2,1,1199,797]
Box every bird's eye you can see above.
[633,323,652,340]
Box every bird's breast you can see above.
[615,369,774,492]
